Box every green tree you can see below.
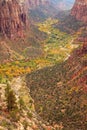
[5,83,18,112]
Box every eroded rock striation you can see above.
[0,0,27,38]
[71,0,87,23]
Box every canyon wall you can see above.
[0,0,27,38]
[71,0,87,23]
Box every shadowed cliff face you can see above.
[0,0,27,38]
[71,0,87,23]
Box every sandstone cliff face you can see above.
[71,0,87,23]
[0,0,27,38]
[71,0,87,44]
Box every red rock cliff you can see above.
[0,0,27,39]
[71,0,87,23]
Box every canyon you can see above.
[0,0,75,39]
[0,0,87,130]
[26,0,87,130]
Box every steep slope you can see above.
[25,0,75,23]
[0,0,46,63]
[26,0,58,23]
[71,0,87,43]
[26,0,87,129]
[0,41,23,63]
[26,44,87,130]
[0,0,27,63]
[0,0,27,39]
[71,0,87,23]
[0,76,57,130]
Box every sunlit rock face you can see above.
[0,0,27,39]
[71,0,87,23]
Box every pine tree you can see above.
[5,83,18,112]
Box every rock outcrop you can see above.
[0,0,27,38]
[71,0,87,23]
[71,0,87,45]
